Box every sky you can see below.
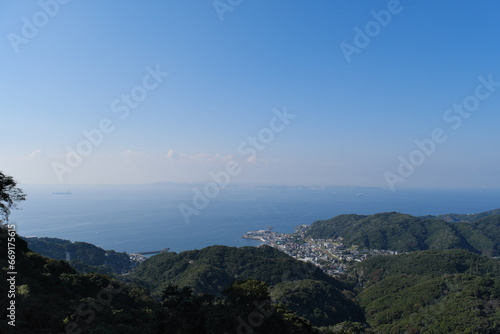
[1,0,500,189]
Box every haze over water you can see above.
[10,184,500,253]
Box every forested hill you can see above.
[1,226,364,333]
[131,244,347,296]
[22,236,134,274]
[306,211,500,256]
[353,249,500,333]
[2,219,500,332]
[355,249,500,287]
[436,208,500,222]
[0,225,157,333]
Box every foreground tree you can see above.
[0,171,26,222]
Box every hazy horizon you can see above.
[2,1,500,190]
[10,184,500,253]
[12,182,500,192]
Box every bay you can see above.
[9,184,500,253]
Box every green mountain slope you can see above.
[437,208,500,222]
[22,236,134,274]
[270,279,364,327]
[355,249,500,287]
[0,226,155,334]
[4,208,500,333]
[453,215,500,257]
[357,274,500,333]
[354,250,500,333]
[0,227,327,333]
[131,244,346,296]
[131,244,368,329]
[306,211,500,256]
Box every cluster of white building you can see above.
[244,225,398,277]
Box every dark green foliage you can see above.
[1,225,353,333]
[354,250,500,333]
[355,249,500,287]
[224,279,271,304]
[0,171,26,222]
[357,274,500,333]
[131,244,345,296]
[306,211,500,256]
[0,226,155,334]
[68,259,120,276]
[270,279,365,326]
[4,205,500,333]
[453,215,500,257]
[131,245,361,330]
[437,208,500,222]
[155,280,317,334]
[24,236,134,273]
[307,213,461,251]
[155,285,213,333]
[317,321,372,333]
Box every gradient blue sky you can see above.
[1,0,500,189]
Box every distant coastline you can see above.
[10,185,500,254]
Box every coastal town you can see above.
[243,225,398,277]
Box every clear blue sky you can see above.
[1,0,500,189]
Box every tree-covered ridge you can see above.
[352,250,500,333]
[4,225,500,332]
[156,280,320,334]
[132,244,367,331]
[131,244,347,296]
[23,236,135,274]
[354,249,500,287]
[0,226,156,333]
[436,208,500,222]
[357,274,500,333]
[269,279,364,327]
[0,227,323,333]
[1,226,349,333]
[306,211,500,256]
[453,215,500,257]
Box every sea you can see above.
[8,184,500,254]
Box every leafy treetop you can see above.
[0,171,26,222]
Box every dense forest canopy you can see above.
[306,211,500,256]
[5,223,499,333]
[24,237,134,275]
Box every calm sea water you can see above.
[9,184,500,253]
